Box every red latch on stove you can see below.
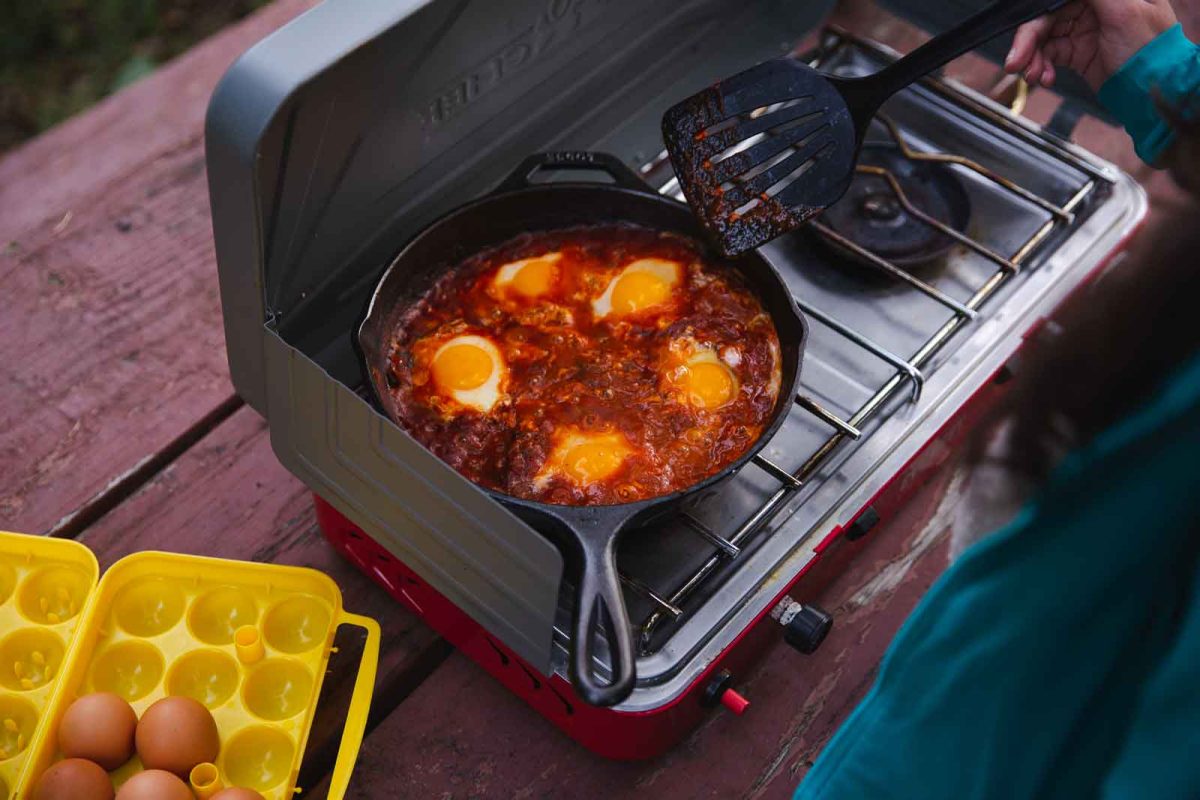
[721,688,751,715]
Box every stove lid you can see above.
[206,0,835,414]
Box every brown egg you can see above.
[32,758,114,800]
[134,696,219,776]
[211,789,267,800]
[57,692,138,770]
[114,770,193,800]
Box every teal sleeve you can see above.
[1100,561,1200,800]
[794,353,1200,800]
[1097,24,1200,165]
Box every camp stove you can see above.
[207,1,1145,759]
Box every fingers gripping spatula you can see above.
[662,0,1068,256]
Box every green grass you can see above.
[0,0,269,153]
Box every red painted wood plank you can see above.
[0,144,236,534]
[0,0,318,242]
[0,0,315,535]
[308,465,957,800]
[77,406,448,794]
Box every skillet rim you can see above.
[358,179,808,518]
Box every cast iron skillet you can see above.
[359,152,807,707]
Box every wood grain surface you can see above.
[0,0,317,535]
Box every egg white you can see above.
[431,334,507,413]
[591,258,682,319]
[533,429,633,490]
[672,343,739,409]
[766,336,782,400]
[492,252,563,297]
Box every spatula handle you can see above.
[859,0,1070,110]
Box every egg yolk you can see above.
[432,343,494,391]
[611,270,672,314]
[682,361,736,409]
[561,436,632,484]
[509,257,558,297]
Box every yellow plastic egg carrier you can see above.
[0,533,97,800]
[0,531,380,800]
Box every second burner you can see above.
[819,142,971,268]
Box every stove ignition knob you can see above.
[701,670,750,715]
[771,598,833,655]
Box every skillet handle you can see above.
[571,529,637,707]
[496,151,648,194]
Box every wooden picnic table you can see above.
[0,1,1187,797]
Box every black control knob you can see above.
[702,669,734,706]
[700,669,750,714]
[771,599,833,654]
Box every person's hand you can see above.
[1004,0,1178,91]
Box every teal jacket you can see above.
[796,27,1200,800]
[797,355,1200,799]
[1098,24,1200,164]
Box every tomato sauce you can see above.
[384,224,783,506]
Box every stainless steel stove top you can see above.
[555,30,1145,710]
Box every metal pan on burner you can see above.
[358,152,807,707]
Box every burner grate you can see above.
[578,28,1107,659]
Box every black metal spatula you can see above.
[662,0,1068,256]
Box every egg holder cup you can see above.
[0,531,380,800]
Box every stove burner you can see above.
[861,192,902,221]
[819,142,971,268]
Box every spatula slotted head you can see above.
[663,58,860,256]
